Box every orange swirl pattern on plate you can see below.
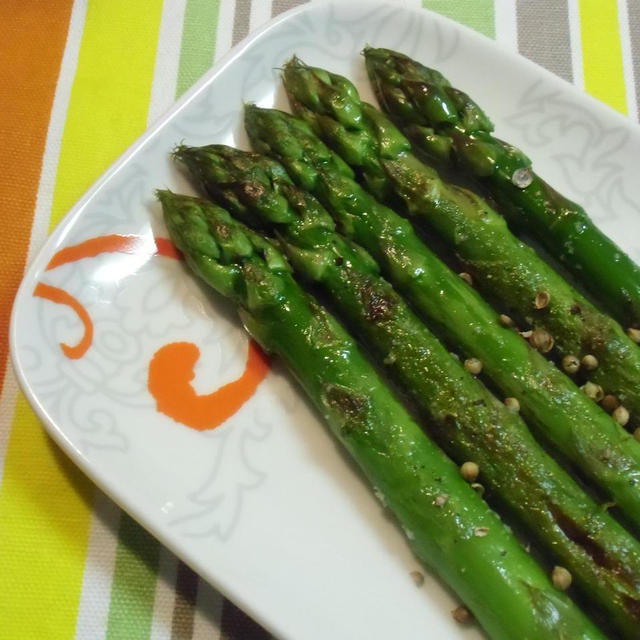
[34,233,269,429]
[148,340,270,431]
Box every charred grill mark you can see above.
[357,279,396,323]
[241,181,266,200]
[622,595,640,623]
[324,385,368,422]
[324,384,371,439]
[551,504,608,566]
[214,223,231,240]
[549,503,640,601]
[578,308,615,355]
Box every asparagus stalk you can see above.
[363,46,640,332]
[175,143,640,635]
[157,189,604,640]
[244,104,640,535]
[282,57,640,428]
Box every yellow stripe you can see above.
[0,2,163,637]
[50,0,164,229]
[0,396,93,638]
[578,0,627,113]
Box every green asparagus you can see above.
[364,46,640,332]
[244,104,640,535]
[175,143,640,635]
[157,189,605,640]
[282,56,640,427]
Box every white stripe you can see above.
[73,493,121,640]
[494,0,518,50]
[192,578,223,640]
[147,0,188,126]
[567,0,584,90]
[617,0,638,122]
[214,0,237,62]
[149,548,179,640]
[0,372,20,476]
[249,0,272,32]
[0,0,88,478]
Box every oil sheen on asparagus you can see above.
[364,46,640,333]
[157,189,603,640]
[282,56,640,428]
[175,143,640,636]
[244,103,640,536]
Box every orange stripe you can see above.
[0,0,74,392]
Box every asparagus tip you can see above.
[155,188,173,204]
[283,54,305,71]
[171,142,189,161]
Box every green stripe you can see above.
[422,0,495,38]
[106,514,161,640]
[176,0,221,97]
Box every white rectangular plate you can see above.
[11,2,640,639]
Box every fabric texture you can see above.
[0,0,638,638]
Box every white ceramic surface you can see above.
[11,2,640,639]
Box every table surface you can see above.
[1,1,639,638]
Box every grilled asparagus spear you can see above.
[157,189,604,640]
[364,46,640,332]
[244,104,640,535]
[283,56,640,428]
[175,143,640,636]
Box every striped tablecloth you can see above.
[1,1,638,638]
